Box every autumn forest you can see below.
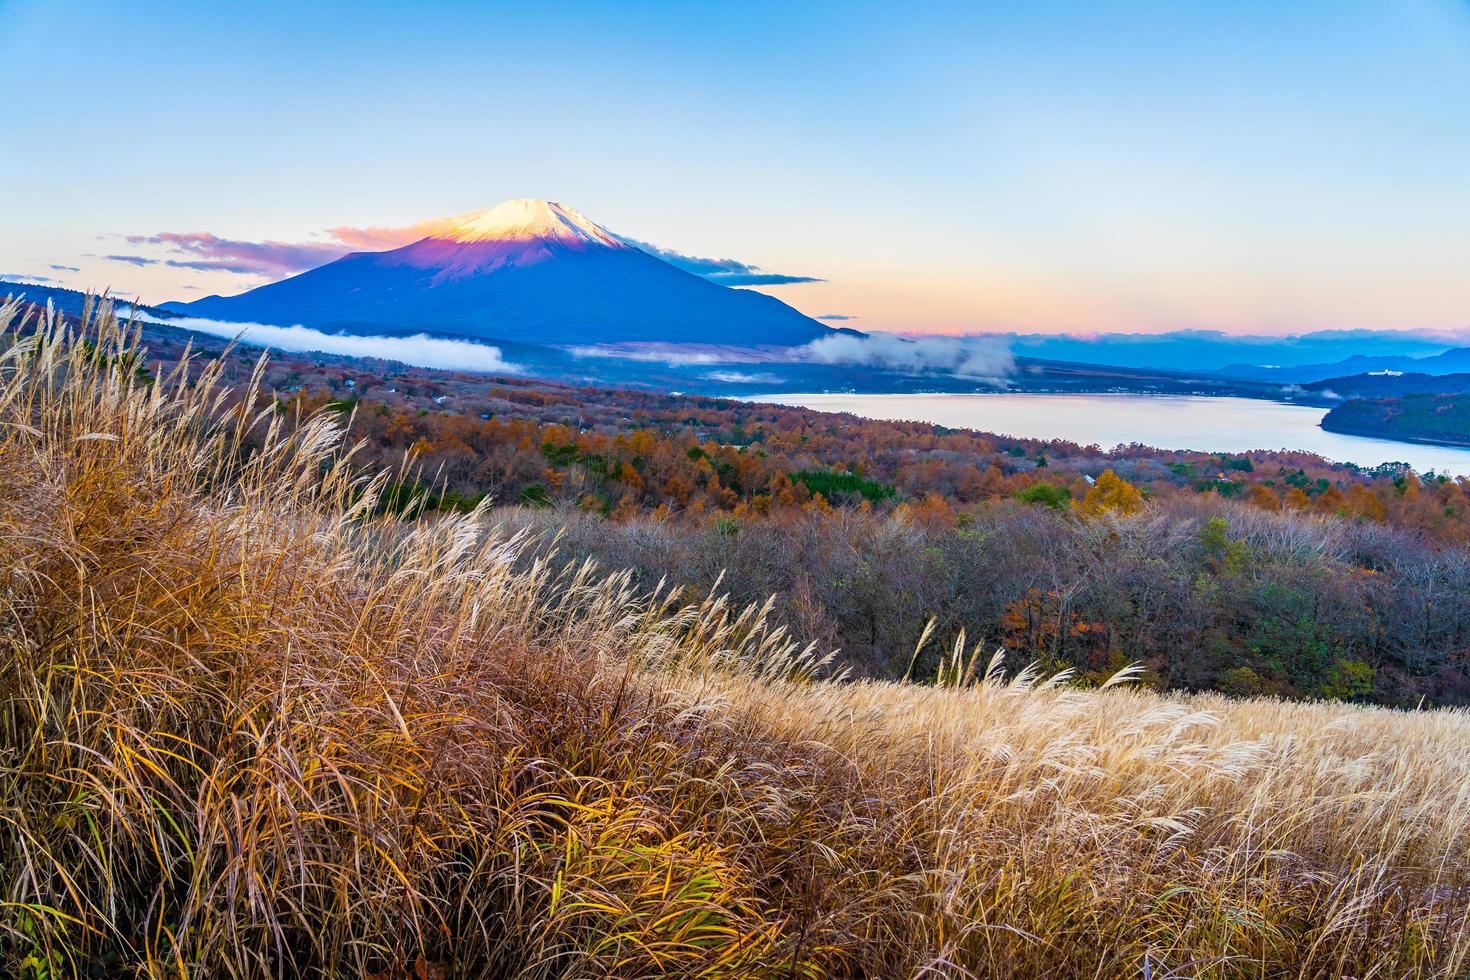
[245,352,1470,709]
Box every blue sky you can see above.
[3,0,1469,335]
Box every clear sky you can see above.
[3,0,1469,336]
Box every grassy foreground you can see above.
[0,300,1467,978]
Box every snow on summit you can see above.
[434,199,626,248]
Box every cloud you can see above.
[126,232,345,276]
[614,238,759,276]
[48,264,81,272]
[701,370,782,384]
[164,258,269,274]
[123,309,523,374]
[104,254,159,266]
[567,344,728,366]
[706,272,822,286]
[120,223,447,277]
[816,313,858,321]
[617,236,822,286]
[326,219,447,251]
[1,273,58,284]
[799,333,1014,382]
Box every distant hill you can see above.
[1306,371,1470,400]
[1321,392,1470,447]
[162,199,847,348]
[0,280,173,320]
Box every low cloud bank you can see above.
[567,344,731,367]
[702,370,783,385]
[800,333,1013,382]
[125,310,522,374]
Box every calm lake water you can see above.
[762,392,1470,476]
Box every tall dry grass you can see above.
[0,297,1466,978]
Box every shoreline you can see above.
[1318,418,1470,451]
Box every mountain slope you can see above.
[165,199,842,347]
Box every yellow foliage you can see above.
[1079,468,1144,517]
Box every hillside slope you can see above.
[1,297,1467,976]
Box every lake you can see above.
[760,392,1470,476]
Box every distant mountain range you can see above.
[0,278,1311,400]
[161,199,847,348]
[9,214,1470,433]
[1008,329,1456,374]
[1220,347,1470,384]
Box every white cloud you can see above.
[798,332,1014,382]
[124,309,522,374]
[566,344,729,366]
[702,370,782,384]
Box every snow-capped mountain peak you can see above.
[167,197,839,348]
[434,199,626,249]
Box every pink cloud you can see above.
[123,221,443,278]
[326,220,445,251]
[126,232,346,276]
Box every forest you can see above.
[13,296,1470,706]
[254,366,1470,707]
[498,497,1470,706]
[1323,391,1470,447]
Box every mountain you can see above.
[1010,329,1454,375]
[163,199,844,347]
[1218,347,1470,384]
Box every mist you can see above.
[124,309,522,374]
[800,333,1014,383]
